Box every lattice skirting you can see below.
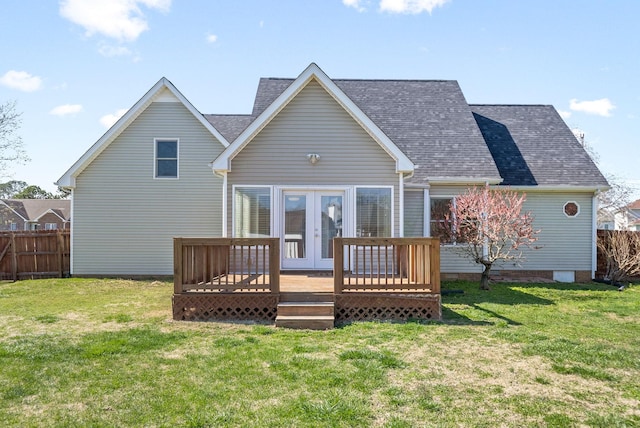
[172,293,278,321]
[335,293,441,323]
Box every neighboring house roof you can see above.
[0,199,71,222]
[56,78,229,188]
[628,199,640,210]
[471,105,609,187]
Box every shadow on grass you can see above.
[440,280,619,325]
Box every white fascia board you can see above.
[210,63,415,174]
[56,77,229,189]
[33,208,66,222]
[427,177,503,185]
[496,185,611,193]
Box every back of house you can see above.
[57,63,608,281]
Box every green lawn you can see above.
[0,278,638,427]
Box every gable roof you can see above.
[56,78,229,188]
[0,199,70,222]
[471,105,609,188]
[210,63,415,174]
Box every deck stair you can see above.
[276,292,335,330]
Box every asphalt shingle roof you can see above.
[203,75,608,189]
[471,105,609,187]
[1,199,71,221]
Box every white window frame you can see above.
[153,138,179,179]
[428,195,458,246]
[354,186,394,238]
[9,222,17,231]
[232,185,274,238]
[563,201,580,218]
[44,223,57,230]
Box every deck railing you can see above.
[333,237,440,294]
[173,237,280,294]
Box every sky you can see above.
[0,0,638,198]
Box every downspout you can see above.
[221,172,228,237]
[69,188,74,275]
[398,174,404,237]
[592,189,601,279]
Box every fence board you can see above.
[0,230,70,281]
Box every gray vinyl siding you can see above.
[227,79,399,236]
[72,102,225,275]
[429,185,595,273]
[404,189,424,237]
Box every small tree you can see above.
[450,186,540,290]
[598,230,640,284]
[0,101,29,177]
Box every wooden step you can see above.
[277,302,334,317]
[275,315,334,330]
[279,292,334,303]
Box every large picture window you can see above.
[234,187,271,237]
[155,139,178,178]
[430,197,464,244]
[356,187,392,237]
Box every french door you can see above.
[282,190,344,269]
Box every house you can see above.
[614,199,640,231]
[56,63,608,282]
[0,199,71,231]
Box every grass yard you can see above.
[0,278,638,427]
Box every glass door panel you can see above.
[284,194,307,260]
[319,195,343,260]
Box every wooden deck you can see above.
[172,237,442,325]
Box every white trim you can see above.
[33,208,67,223]
[153,138,180,179]
[210,63,414,175]
[70,189,74,274]
[221,172,228,237]
[592,194,598,279]
[424,188,430,236]
[495,185,610,193]
[0,200,28,222]
[56,77,229,189]
[399,174,404,237]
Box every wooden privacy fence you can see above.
[0,230,70,281]
[333,237,441,294]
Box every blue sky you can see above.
[1,0,638,197]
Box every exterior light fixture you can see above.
[307,153,320,164]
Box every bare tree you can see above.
[0,101,29,178]
[597,230,640,284]
[450,186,540,290]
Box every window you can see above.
[430,198,454,243]
[45,223,57,230]
[9,222,17,231]
[563,201,580,218]
[234,187,271,237]
[356,187,392,237]
[155,139,178,178]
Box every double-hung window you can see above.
[356,187,392,237]
[234,187,271,237]
[154,139,178,178]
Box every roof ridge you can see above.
[260,77,457,83]
[471,104,553,107]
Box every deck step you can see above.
[275,315,335,330]
[277,302,334,317]
[279,292,334,303]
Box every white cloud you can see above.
[59,0,171,42]
[558,110,572,119]
[379,0,451,14]
[50,104,83,117]
[98,44,132,57]
[0,70,43,92]
[569,98,615,117]
[206,33,218,44]
[100,108,128,128]
[343,0,367,12]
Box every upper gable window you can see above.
[155,139,179,178]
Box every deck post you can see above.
[269,237,280,294]
[173,238,183,294]
[333,237,343,294]
[430,238,440,293]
